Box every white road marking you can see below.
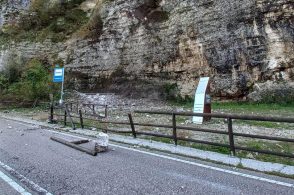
[110,144,294,188]
[47,130,294,188]
[0,162,53,195]
[0,170,32,195]
[2,117,293,190]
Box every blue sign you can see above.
[53,68,64,83]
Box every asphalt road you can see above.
[0,117,294,195]
[0,174,20,195]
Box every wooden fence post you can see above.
[64,110,67,126]
[128,113,136,138]
[172,113,178,146]
[79,110,84,129]
[105,105,108,118]
[49,104,54,123]
[228,118,236,156]
[64,106,76,130]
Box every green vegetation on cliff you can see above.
[0,56,58,101]
[0,0,88,43]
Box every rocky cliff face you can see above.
[1,0,294,100]
[0,0,30,27]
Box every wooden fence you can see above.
[50,105,294,158]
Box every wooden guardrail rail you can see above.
[49,106,294,159]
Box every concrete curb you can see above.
[1,113,293,176]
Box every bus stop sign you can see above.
[53,68,64,83]
[193,77,210,124]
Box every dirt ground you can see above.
[2,93,294,140]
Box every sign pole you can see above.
[59,69,64,105]
[53,65,65,105]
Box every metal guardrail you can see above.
[49,106,294,159]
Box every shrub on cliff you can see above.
[163,83,193,103]
[2,0,88,43]
[0,75,8,92]
[75,6,104,41]
[1,52,25,84]
[21,59,51,99]
[0,57,52,101]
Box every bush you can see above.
[0,74,8,92]
[1,24,20,35]
[1,52,25,84]
[7,0,88,43]
[76,12,103,41]
[0,57,52,101]
[164,83,179,100]
[22,59,51,99]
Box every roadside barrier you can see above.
[50,105,294,159]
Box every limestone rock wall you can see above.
[63,0,293,98]
[0,41,62,71]
[0,0,30,27]
[0,0,293,100]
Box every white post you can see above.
[59,68,65,105]
[193,77,210,124]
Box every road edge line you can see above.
[0,170,32,195]
[0,161,53,195]
[109,144,294,188]
[46,130,294,188]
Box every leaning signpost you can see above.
[193,77,211,124]
[53,66,65,105]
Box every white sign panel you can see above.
[53,68,64,83]
[54,69,63,76]
[193,77,210,124]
